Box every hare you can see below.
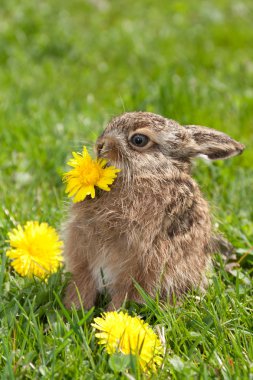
[63,112,244,309]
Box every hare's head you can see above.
[96,112,244,176]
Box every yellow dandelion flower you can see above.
[92,311,163,372]
[6,221,63,279]
[63,146,120,203]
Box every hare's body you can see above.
[64,112,244,309]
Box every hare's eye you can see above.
[130,134,149,147]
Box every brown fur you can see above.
[63,112,244,309]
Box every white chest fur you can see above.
[91,250,123,291]
[92,264,115,290]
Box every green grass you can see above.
[0,0,253,378]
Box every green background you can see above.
[0,0,252,378]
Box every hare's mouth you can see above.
[98,147,121,163]
[102,155,124,172]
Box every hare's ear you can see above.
[184,125,245,160]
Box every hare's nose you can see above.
[97,142,104,154]
[96,136,118,157]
